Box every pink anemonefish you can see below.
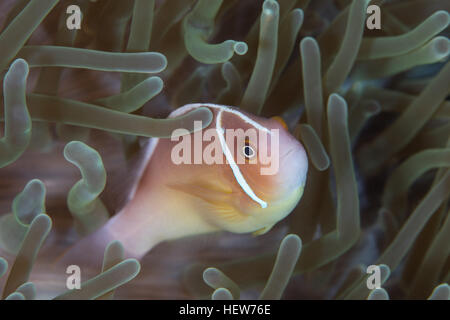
[59,103,308,265]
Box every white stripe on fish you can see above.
[129,103,271,207]
[216,109,268,209]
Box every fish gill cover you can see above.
[0,0,448,300]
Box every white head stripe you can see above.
[169,103,272,134]
[218,106,271,134]
[216,110,268,209]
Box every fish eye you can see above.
[243,140,256,159]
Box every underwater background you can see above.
[0,0,449,300]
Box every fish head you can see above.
[161,103,308,235]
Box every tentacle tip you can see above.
[293,8,304,18]
[434,10,450,25]
[262,0,279,15]
[233,42,248,56]
[434,37,449,56]
[10,58,29,74]
[63,140,84,159]
[328,93,346,105]
[300,36,315,46]
[284,234,302,249]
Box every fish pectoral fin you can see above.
[210,202,246,223]
[252,224,275,236]
[168,181,245,223]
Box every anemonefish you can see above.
[59,103,308,266]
